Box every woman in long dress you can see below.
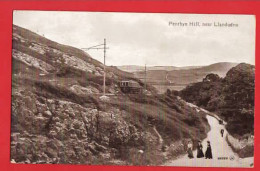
[197,140,204,158]
[205,141,213,159]
[187,141,194,159]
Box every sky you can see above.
[13,11,255,67]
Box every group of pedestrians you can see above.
[187,129,225,159]
[187,140,212,159]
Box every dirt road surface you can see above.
[164,114,254,168]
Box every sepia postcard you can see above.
[11,11,255,167]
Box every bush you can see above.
[226,134,254,158]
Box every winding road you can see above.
[164,112,254,168]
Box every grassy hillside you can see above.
[11,24,210,165]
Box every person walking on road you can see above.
[205,141,213,159]
[187,141,194,159]
[197,140,204,158]
[220,129,224,137]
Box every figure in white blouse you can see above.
[187,141,194,159]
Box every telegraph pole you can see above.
[82,39,108,96]
[103,39,106,96]
[144,64,147,91]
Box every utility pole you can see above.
[103,39,106,96]
[144,64,147,91]
[82,39,108,96]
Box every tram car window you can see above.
[119,80,143,94]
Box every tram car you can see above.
[118,80,143,94]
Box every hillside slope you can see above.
[180,63,255,138]
[11,25,210,165]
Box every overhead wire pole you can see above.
[103,39,106,96]
[145,64,147,92]
[81,39,108,96]
[137,64,147,93]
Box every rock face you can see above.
[11,24,210,165]
[11,89,144,164]
[180,63,255,137]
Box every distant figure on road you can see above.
[205,141,213,159]
[220,129,224,137]
[197,140,204,158]
[187,141,194,159]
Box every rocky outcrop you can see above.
[11,88,146,164]
[12,49,54,73]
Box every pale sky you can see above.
[13,11,255,67]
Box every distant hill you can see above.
[190,62,240,77]
[117,65,202,72]
[179,63,255,138]
[120,62,238,93]
[166,62,239,84]
[11,25,210,165]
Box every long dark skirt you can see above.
[205,146,213,159]
[197,145,204,158]
[187,148,194,158]
[197,149,204,158]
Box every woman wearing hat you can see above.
[196,140,204,158]
[205,141,213,159]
